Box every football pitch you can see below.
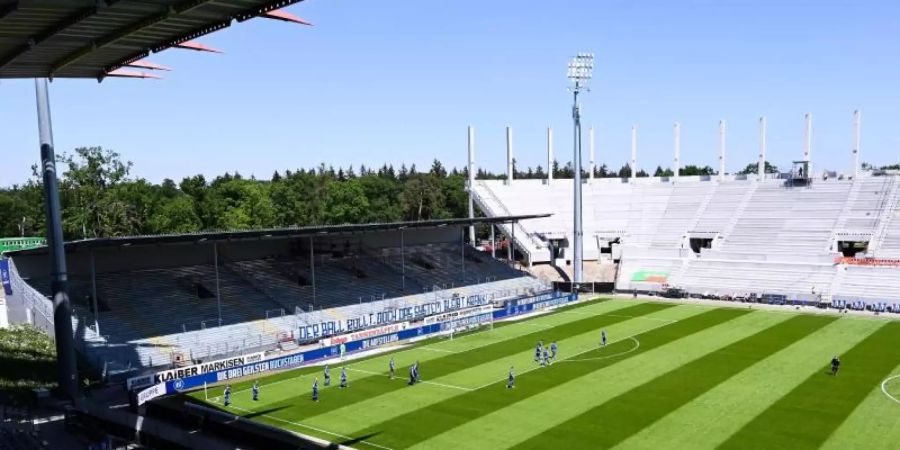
[191,298,900,449]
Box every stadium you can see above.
[2,1,900,450]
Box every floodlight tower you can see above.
[568,52,593,286]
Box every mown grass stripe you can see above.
[513,314,836,449]
[819,360,900,450]
[613,316,885,450]
[347,308,749,449]
[718,321,900,450]
[194,298,626,402]
[411,309,786,450]
[297,303,708,437]
[236,302,673,421]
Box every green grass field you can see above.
[190,298,900,449]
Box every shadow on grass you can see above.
[337,431,382,447]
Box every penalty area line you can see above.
[346,367,474,392]
[881,374,900,405]
[471,317,678,391]
[226,404,395,450]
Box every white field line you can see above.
[418,347,460,354]
[224,403,394,450]
[880,374,900,405]
[216,306,653,397]
[347,367,474,392]
[471,318,679,391]
[558,337,641,363]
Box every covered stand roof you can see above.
[0,0,309,80]
[7,215,551,255]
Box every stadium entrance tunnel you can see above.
[838,240,869,257]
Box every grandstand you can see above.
[473,172,900,303]
[1,217,551,375]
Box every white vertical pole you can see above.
[589,127,595,182]
[630,125,638,180]
[803,113,812,163]
[758,116,767,181]
[467,126,476,244]
[547,126,554,184]
[718,120,726,181]
[506,126,514,185]
[673,122,681,181]
[852,110,861,179]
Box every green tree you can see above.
[322,180,370,224]
[401,175,445,221]
[738,161,779,175]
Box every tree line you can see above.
[2,147,888,240]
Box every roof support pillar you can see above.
[35,78,78,400]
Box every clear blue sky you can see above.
[1,0,898,186]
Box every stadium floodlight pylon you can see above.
[567,52,593,286]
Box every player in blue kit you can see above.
[389,357,395,379]
[601,330,607,347]
[550,341,558,361]
[507,366,515,389]
[223,385,231,407]
[323,364,331,386]
[831,356,841,375]
[340,367,348,388]
[252,380,259,401]
[541,347,550,367]
[312,378,319,402]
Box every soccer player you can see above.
[831,356,841,376]
[535,341,543,363]
[550,341,558,361]
[252,381,259,401]
[507,366,515,389]
[340,367,348,388]
[541,347,550,367]
[413,360,420,384]
[601,330,607,347]
[323,364,331,387]
[223,385,231,407]
[389,357,395,379]
[312,378,319,402]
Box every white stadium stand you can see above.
[473,172,900,303]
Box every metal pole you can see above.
[803,112,812,164]
[35,78,78,400]
[758,116,767,181]
[490,225,496,259]
[589,127,595,182]
[631,125,638,180]
[547,126,554,184]
[214,243,222,326]
[506,127,514,185]
[572,88,584,284]
[309,236,316,307]
[467,126,476,244]
[718,120,726,181]
[507,223,513,263]
[90,250,99,335]
[852,110,861,179]
[400,229,406,291]
[673,122,681,182]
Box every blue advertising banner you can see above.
[0,260,12,296]
[164,291,578,395]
